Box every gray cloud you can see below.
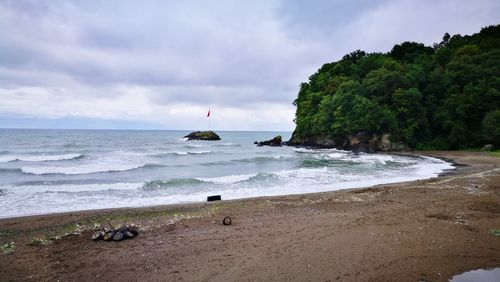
[0,0,499,130]
[276,0,388,38]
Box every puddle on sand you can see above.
[449,267,500,282]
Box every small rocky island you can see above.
[255,135,282,147]
[184,131,221,141]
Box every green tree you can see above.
[291,25,500,150]
[482,110,500,145]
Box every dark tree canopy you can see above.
[292,25,500,150]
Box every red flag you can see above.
[207,109,211,118]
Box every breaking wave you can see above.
[19,151,153,175]
[196,173,258,184]
[233,156,291,163]
[214,143,240,147]
[21,163,149,175]
[151,151,213,157]
[143,173,259,190]
[0,153,83,163]
[142,178,205,190]
[5,182,142,194]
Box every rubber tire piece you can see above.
[91,231,103,241]
[124,230,135,239]
[103,231,115,241]
[113,231,125,241]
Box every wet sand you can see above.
[1,151,499,281]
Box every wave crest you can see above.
[196,173,257,184]
[142,178,205,190]
[0,153,83,163]
[21,163,149,175]
[152,151,213,157]
[20,151,153,175]
[214,143,240,147]
[234,156,290,163]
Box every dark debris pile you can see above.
[91,224,139,242]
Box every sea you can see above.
[0,129,454,218]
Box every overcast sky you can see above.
[1,0,499,131]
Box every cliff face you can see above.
[288,131,408,153]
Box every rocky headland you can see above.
[287,131,408,153]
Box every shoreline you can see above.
[1,151,499,281]
[0,150,457,221]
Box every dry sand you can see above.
[0,151,499,281]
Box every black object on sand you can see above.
[112,231,125,241]
[91,224,139,242]
[103,230,115,241]
[91,231,104,241]
[223,216,232,225]
[207,195,221,202]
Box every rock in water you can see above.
[256,135,282,147]
[184,131,221,141]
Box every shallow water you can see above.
[0,129,454,218]
[449,267,500,282]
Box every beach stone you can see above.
[481,144,495,152]
[256,136,282,147]
[184,131,221,141]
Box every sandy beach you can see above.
[1,151,499,281]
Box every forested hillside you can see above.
[291,25,500,150]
